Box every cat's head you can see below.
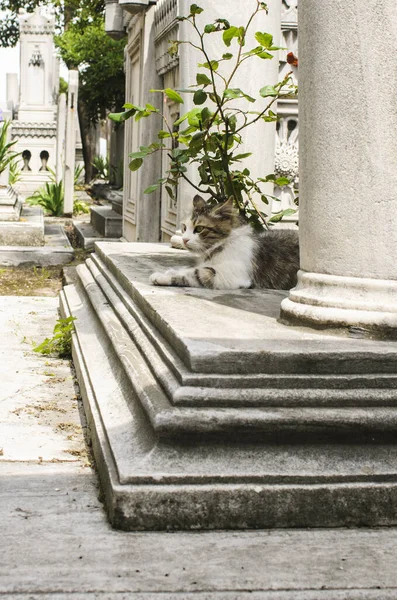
[181,195,240,253]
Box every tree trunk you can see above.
[78,97,96,184]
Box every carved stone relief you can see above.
[154,0,179,75]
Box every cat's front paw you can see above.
[150,272,172,286]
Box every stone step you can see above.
[111,195,123,215]
[0,205,44,246]
[73,220,121,251]
[90,205,122,238]
[0,185,22,221]
[61,242,397,529]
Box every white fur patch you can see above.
[206,225,255,289]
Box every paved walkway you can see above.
[2,296,397,599]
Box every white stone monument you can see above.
[9,7,59,195]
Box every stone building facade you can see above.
[105,0,298,242]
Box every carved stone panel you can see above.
[154,0,179,75]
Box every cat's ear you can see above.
[193,195,207,212]
[213,197,236,218]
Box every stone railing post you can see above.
[64,70,79,216]
[56,92,67,184]
[281,0,397,333]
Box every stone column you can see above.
[64,70,79,216]
[56,92,67,184]
[6,74,19,115]
[280,0,397,333]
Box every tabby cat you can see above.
[150,195,299,290]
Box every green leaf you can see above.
[144,183,160,194]
[108,108,135,123]
[223,88,255,103]
[165,185,175,199]
[193,89,207,105]
[204,24,217,33]
[128,150,149,159]
[135,110,151,121]
[198,60,219,71]
[255,32,273,48]
[231,152,252,161]
[196,73,212,86]
[215,18,231,30]
[129,158,143,171]
[185,108,203,127]
[243,46,273,59]
[164,88,184,103]
[168,41,180,57]
[267,208,297,223]
[263,114,278,122]
[222,53,233,60]
[258,174,276,183]
[189,4,203,15]
[173,113,189,127]
[275,177,291,186]
[259,85,278,98]
[123,103,145,111]
[158,130,171,139]
[223,26,238,47]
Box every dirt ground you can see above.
[0,266,64,297]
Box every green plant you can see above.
[26,180,64,216]
[59,76,68,95]
[33,316,76,359]
[92,155,109,180]
[73,198,90,215]
[33,266,50,284]
[74,164,85,186]
[8,158,21,184]
[0,120,19,176]
[109,1,297,230]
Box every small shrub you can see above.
[9,159,22,184]
[0,120,19,176]
[26,181,64,216]
[33,316,76,359]
[73,198,90,215]
[92,155,109,180]
[74,164,85,186]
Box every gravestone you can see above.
[10,7,58,195]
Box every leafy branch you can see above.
[109,1,298,230]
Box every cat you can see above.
[150,195,299,290]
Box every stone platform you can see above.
[0,204,44,246]
[60,242,397,530]
[0,222,74,266]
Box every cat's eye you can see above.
[194,226,205,234]
[181,223,186,233]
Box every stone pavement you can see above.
[2,295,397,599]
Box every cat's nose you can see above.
[182,237,190,246]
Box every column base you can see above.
[280,270,397,337]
